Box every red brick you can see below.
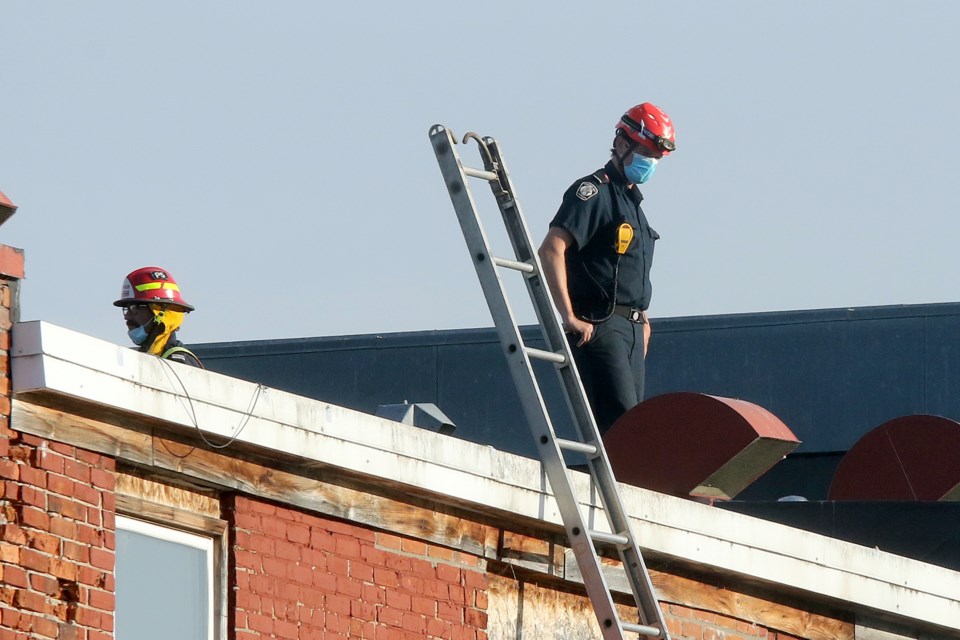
[436,562,461,583]
[386,590,411,611]
[18,465,45,488]
[47,496,85,520]
[37,450,64,475]
[410,558,434,578]
[374,567,400,589]
[400,539,427,556]
[61,542,89,564]
[88,468,114,492]
[309,529,336,553]
[428,545,455,562]
[248,535,274,556]
[336,576,362,598]
[286,522,310,544]
[49,558,79,581]
[420,594,444,616]
[312,571,336,592]
[324,555,346,576]
[377,606,403,627]
[682,620,705,638]
[335,536,361,559]
[47,473,75,498]
[19,547,50,572]
[61,460,90,484]
[73,483,99,507]
[353,580,382,605]
[88,548,113,571]
[377,532,402,550]
[438,601,462,623]
[248,613,274,634]
[421,578,447,600]
[19,486,45,509]
[87,589,114,611]
[50,516,77,540]
[25,530,60,554]
[428,618,454,637]
[30,616,59,639]
[465,609,487,628]
[1,524,26,545]
[464,569,487,588]
[13,589,47,614]
[275,619,298,639]
[349,560,374,582]
[260,556,286,577]
[3,564,27,587]
[275,540,300,561]
[18,506,49,530]
[28,574,59,596]
[0,541,18,563]
[0,459,18,481]
[350,600,377,620]
[361,544,388,567]
[75,524,101,546]
[400,611,426,633]
[232,511,260,531]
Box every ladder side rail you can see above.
[480,139,602,446]
[484,136,669,635]
[430,126,630,639]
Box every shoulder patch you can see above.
[576,182,599,201]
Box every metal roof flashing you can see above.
[10,320,960,634]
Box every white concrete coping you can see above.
[11,321,960,632]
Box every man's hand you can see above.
[564,315,595,346]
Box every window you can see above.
[116,516,216,640]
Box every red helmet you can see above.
[616,103,676,156]
[113,266,194,311]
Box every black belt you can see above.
[612,305,646,324]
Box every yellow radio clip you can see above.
[615,223,634,255]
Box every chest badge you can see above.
[576,182,599,201]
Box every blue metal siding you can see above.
[192,302,960,461]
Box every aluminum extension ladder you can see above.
[429,124,670,640]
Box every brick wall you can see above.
[0,244,118,640]
[226,495,489,640]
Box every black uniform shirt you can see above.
[549,160,659,319]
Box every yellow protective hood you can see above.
[146,305,185,356]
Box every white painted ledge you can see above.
[11,321,960,632]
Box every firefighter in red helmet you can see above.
[113,267,203,368]
[538,102,676,435]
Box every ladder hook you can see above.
[462,132,498,172]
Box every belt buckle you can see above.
[629,309,642,323]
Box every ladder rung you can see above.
[556,438,598,456]
[589,530,630,547]
[523,346,566,364]
[463,166,498,181]
[492,256,535,274]
[622,622,663,637]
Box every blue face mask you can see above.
[624,153,658,184]
[127,324,151,346]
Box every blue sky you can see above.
[3,1,959,344]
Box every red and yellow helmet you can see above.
[616,103,676,156]
[113,267,194,312]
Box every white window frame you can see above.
[116,515,217,640]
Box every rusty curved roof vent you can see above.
[0,190,17,227]
[828,415,960,501]
[604,392,800,500]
